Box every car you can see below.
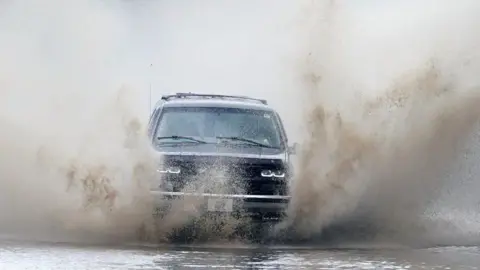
[147,92,297,242]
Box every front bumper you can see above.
[151,190,290,220]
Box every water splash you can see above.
[284,0,480,247]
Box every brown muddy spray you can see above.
[285,0,480,247]
[0,0,479,248]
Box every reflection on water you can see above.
[0,240,479,270]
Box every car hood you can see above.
[154,143,287,160]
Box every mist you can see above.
[0,0,480,248]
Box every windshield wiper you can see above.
[216,136,278,149]
[157,136,207,144]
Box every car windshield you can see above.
[155,106,284,149]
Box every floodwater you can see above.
[1,239,480,270]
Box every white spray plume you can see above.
[0,0,158,243]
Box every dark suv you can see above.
[147,93,296,236]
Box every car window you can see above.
[155,107,283,148]
[157,111,205,137]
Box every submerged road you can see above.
[0,239,479,269]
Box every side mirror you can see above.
[288,142,299,155]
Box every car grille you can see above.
[159,156,289,196]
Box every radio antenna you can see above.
[148,63,153,114]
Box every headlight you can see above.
[157,166,181,174]
[260,169,285,178]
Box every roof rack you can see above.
[160,92,268,105]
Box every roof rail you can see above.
[160,92,268,105]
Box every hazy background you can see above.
[0,0,479,247]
